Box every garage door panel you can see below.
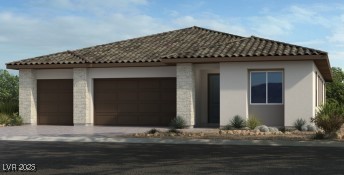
[94,115,116,125]
[118,104,138,112]
[139,79,159,88]
[95,103,116,113]
[161,79,176,89]
[139,92,160,100]
[139,103,160,112]
[117,114,139,125]
[117,80,138,89]
[118,92,138,101]
[95,93,117,102]
[38,79,73,125]
[160,104,176,112]
[94,78,176,126]
[161,92,176,101]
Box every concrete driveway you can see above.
[0,125,167,137]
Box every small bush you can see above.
[247,116,261,130]
[221,124,233,130]
[169,116,187,129]
[294,118,306,131]
[314,131,325,140]
[312,102,344,136]
[0,102,18,115]
[0,112,22,126]
[230,115,246,129]
[168,128,181,134]
[147,128,159,134]
[0,113,10,125]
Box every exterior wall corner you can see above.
[19,69,37,125]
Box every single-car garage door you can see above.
[37,79,73,125]
[94,78,176,126]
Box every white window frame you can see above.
[250,70,284,105]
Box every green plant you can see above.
[0,70,19,103]
[294,118,306,131]
[314,131,325,140]
[147,128,159,134]
[0,102,19,115]
[221,124,233,130]
[311,101,344,136]
[230,115,246,129]
[0,113,10,125]
[247,116,261,130]
[169,116,187,129]
[0,112,22,126]
[326,67,344,105]
[168,128,181,133]
[8,112,22,126]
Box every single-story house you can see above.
[6,26,332,128]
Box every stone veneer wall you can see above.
[176,63,196,127]
[73,68,90,125]
[19,69,37,124]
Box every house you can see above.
[6,26,332,128]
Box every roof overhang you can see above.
[6,55,332,82]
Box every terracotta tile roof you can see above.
[6,26,327,66]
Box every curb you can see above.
[0,136,343,147]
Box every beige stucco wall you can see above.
[36,69,73,79]
[220,61,316,127]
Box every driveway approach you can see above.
[0,125,165,137]
[1,141,344,175]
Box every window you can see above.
[250,71,283,104]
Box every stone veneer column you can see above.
[19,69,37,125]
[176,63,196,127]
[73,68,90,125]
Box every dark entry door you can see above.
[208,74,220,123]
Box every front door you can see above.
[208,74,220,124]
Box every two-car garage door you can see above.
[37,78,176,126]
[94,78,176,126]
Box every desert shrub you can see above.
[230,115,246,129]
[254,125,269,132]
[314,131,325,140]
[147,128,159,134]
[0,112,22,126]
[221,124,233,130]
[169,116,187,129]
[294,118,306,131]
[168,128,181,133]
[311,101,344,136]
[247,116,261,130]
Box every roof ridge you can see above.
[71,26,197,53]
[251,36,327,54]
[162,36,251,58]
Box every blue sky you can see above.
[1,0,344,74]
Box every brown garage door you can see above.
[94,78,176,126]
[37,79,73,125]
